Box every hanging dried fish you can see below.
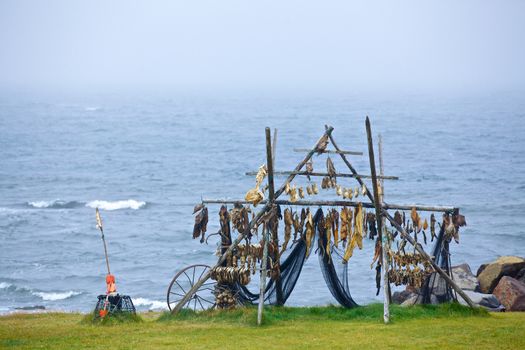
[312,183,319,195]
[193,203,204,214]
[306,161,314,181]
[336,185,343,196]
[367,212,377,239]
[354,187,359,198]
[371,237,381,268]
[361,184,367,196]
[332,209,340,248]
[305,209,314,257]
[192,206,208,243]
[280,208,293,257]
[317,134,329,152]
[298,187,305,199]
[292,212,301,241]
[325,212,332,257]
[219,205,232,246]
[430,213,436,241]
[326,156,337,184]
[245,188,264,206]
[306,185,313,195]
[394,210,403,227]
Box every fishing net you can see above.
[93,294,136,317]
[316,209,359,308]
[416,224,456,304]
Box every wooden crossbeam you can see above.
[293,148,363,156]
[245,170,399,180]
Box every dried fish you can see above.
[193,206,208,243]
[430,213,436,241]
[326,156,337,184]
[280,208,293,257]
[312,183,319,195]
[332,209,340,248]
[325,212,332,257]
[306,161,314,181]
[336,185,343,196]
[298,187,305,199]
[306,185,313,196]
[317,134,329,152]
[305,209,314,257]
[394,211,403,227]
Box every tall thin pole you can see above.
[365,117,388,324]
[258,127,277,325]
[378,134,390,324]
[96,208,111,275]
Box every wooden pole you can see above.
[202,199,457,213]
[365,117,389,324]
[245,170,399,181]
[378,134,391,322]
[171,127,334,315]
[257,225,270,325]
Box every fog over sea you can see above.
[1,91,524,313]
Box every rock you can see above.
[477,263,488,277]
[400,295,418,307]
[452,263,479,291]
[392,290,416,304]
[516,267,525,284]
[478,256,525,293]
[493,276,525,311]
[458,290,504,311]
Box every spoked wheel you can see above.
[167,264,216,312]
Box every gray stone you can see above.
[457,290,504,311]
[400,295,418,307]
[452,263,479,291]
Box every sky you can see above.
[1,1,524,94]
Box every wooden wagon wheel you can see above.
[167,264,216,312]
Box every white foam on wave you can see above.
[133,297,168,310]
[0,282,12,289]
[86,199,146,211]
[28,200,55,208]
[33,291,81,301]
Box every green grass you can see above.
[0,304,523,350]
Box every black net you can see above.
[233,227,309,306]
[416,223,456,304]
[94,294,136,317]
[315,208,359,308]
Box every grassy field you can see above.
[0,303,523,349]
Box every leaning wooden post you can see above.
[382,209,476,308]
[365,117,389,324]
[258,127,278,325]
[378,134,391,322]
[171,127,333,315]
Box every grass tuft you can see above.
[157,302,488,326]
[80,311,143,326]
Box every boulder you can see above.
[478,256,525,293]
[392,290,416,304]
[400,295,418,307]
[477,263,488,277]
[493,276,525,311]
[516,267,525,284]
[457,290,504,311]
[452,263,479,291]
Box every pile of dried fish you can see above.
[211,266,251,285]
[386,250,434,288]
[215,288,237,309]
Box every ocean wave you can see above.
[32,291,82,301]
[86,199,147,211]
[133,297,167,310]
[0,282,12,289]
[27,200,83,209]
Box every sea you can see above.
[1,90,524,313]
